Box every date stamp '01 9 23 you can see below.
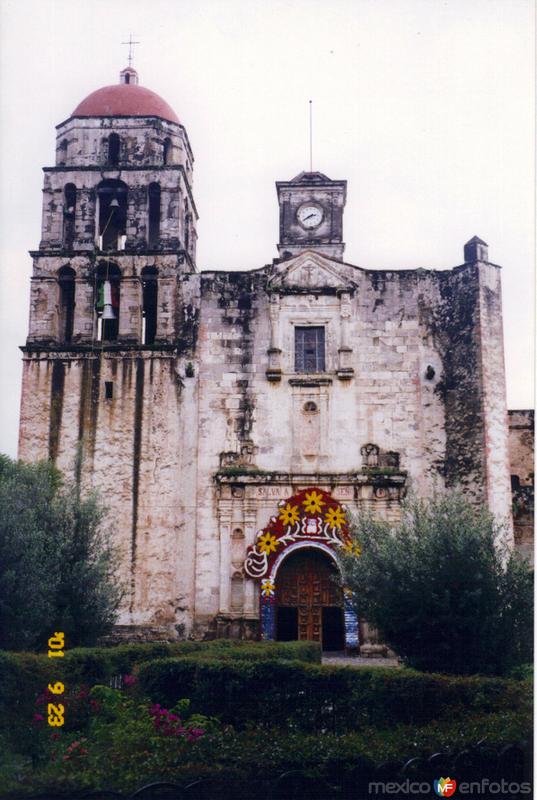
[46,632,65,727]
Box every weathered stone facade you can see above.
[18,70,518,646]
[508,410,534,563]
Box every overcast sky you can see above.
[0,0,534,458]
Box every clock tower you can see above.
[276,171,347,261]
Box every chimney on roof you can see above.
[464,236,488,263]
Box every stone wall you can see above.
[185,250,512,636]
[55,116,193,176]
[18,349,198,633]
[508,409,534,562]
[19,245,514,639]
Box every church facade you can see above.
[18,68,517,648]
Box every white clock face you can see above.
[297,204,324,229]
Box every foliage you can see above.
[339,493,533,675]
[510,663,533,681]
[3,688,531,797]
[0,640,320,743]
[5,682,216,795]
[0,457,60,652]
[217,466,274,476]
[360,466,407,476]
[0,455,123,651]
[137,656,530,731]
[196,639,321,663]
[0,644,531,797]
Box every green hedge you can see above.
[188,639,320,663]
[2,709,533,797]
[510,662,533,681]
[0,651,53,721]
[0,640,320,730]
[137,656,530,731]
[57,639,319,684]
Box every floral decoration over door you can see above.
[243,487,361,644]
[243,488,359,584]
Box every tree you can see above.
[0,455,123,651]
[339,493,533,676]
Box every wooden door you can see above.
[276,550,343,647]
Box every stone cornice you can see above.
[20,344,179,356]
[215,469,407,486]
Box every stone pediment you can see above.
[288,171,332,184]
[268,251,358,292]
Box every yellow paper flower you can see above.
[278,503,300,526]
[302,490,326,515]
[324,506,347,529]
[342,540,361,556]
[257,532,280,555]
[261,579,275,597]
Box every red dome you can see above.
[72,81,180,124]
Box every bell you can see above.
[102,305,116,320]
[109,197,120,208]
[102,280,116,320]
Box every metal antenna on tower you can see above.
[122,34,140,67]
[309,100,313,172]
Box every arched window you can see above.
[108,133,120,166]
[148,183,161,248]
[141,266,158,344]
[163,137,172,165]
[58,138,68,165]
[58,266,75,343]
[95,262,121,341]
[63,183,76,249]
[184,200,191,252]
[96,179,128,251]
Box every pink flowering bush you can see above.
[11,675,214,788]
[148,703,205,740]
[33,682,93,735]
[18,684,215,791]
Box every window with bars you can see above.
[294,326,326,372]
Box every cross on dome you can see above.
[122,34,140,68]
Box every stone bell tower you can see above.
[26,64,197,350]
[18,68,200,629]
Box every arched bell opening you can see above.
[62,183,77,249]
[163,137,172,165]
[107,133,121,166]
[96,179,128,251]
[94,261,121,341]
[147,183,161,248]
[57,265,75,343]
[274,546,345,652]
[141,266,158,345]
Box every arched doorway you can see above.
[276,548,345,651]
[244,487,360,649]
